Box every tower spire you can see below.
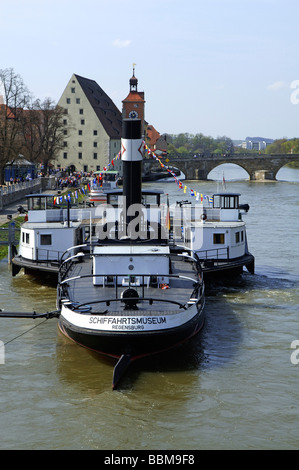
[130,63,138,92]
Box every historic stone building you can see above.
[56,74,122,173]
[56,70,164,173]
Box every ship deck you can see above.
[60,254,202,316]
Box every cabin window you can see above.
[235,231,244,243]
[213,233,225,244]
[40,234,52,246]
[23,232,30,244]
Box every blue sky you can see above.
[1,0,299,140]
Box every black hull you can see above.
[200,253,255,280]
[12,256,59,276]
[58,310,205,361]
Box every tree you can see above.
[19,98,66,172]
[166,132,234,155]
[0,68,31,183]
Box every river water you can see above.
[0,165,298,450]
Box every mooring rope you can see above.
[3,317,50,347]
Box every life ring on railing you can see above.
[200,213,207,221]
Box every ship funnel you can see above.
[121,119,143,228]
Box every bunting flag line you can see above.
[143,142,213,204]
[83,141,213,204]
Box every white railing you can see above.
[0,179,42,210]
[1,179,41,195]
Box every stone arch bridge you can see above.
[143,153,299,180]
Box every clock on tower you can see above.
[122,64,145,135]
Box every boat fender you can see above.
[200,213,207,221]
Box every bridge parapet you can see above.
[144,153,299,180]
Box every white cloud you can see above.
[112,39,132,48]
[267,81,286,91]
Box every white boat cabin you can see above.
[177,193,250,260]
[18,194,97,262]
[92,245,170,287]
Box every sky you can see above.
[1,0,299,140]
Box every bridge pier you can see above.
[250,170,276,181]
[249,170,276,181]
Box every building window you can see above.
[63,130,67,135]
[93,142,97,147]
[76,98,80,104]
[79,109,84,114]
[93,153,97,159]
[78,130,83,135]
[81,119,85,125]
[78,153,82,159]
[78,142,82,147]
[83,165,88,172]
[40,234,52,246]
[213,233,225,244]
[71,87,75,93]
[96,166,101,171]
[66,98,70,104]
[63,119,67,125]
[63,141,68,147]
[93,130,98,135]
[63,153,67,159]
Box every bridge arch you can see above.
[276,161,299,180]
[208,163,249,180]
